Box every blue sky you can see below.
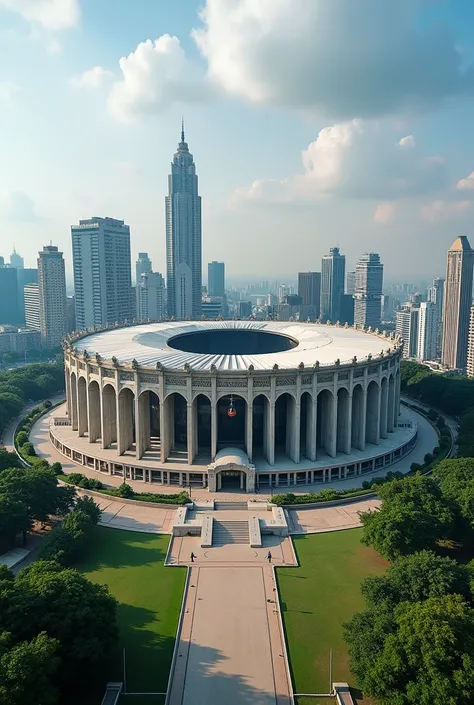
[1,0,474,284]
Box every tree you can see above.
[11,561,118,687]
[74,495,101,524]
[435,458,474,530]
[361,474,454,560]
[0,631,59,705]
[345,595,474,705]
[0,495,31,551]
[0,447,20,471]
[362,550,471,608]
[0,468,76,525]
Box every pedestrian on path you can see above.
[190,552,196,563]
[267,551,272,563]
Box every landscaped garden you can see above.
[277,529,388,704]
[79,526,186,704]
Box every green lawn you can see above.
[277,529,388,702]
[79,527,186,702]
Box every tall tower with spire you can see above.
[441,235,474,370]
[165,121,202,320]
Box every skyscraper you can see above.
[467,306,474,378]
[427,277,445,356]
[0,261,19,324]
[320,247,345,322]
[346,271,356,295]
[166,122,202,319]
[24,284,40,331]
[417,302,438,362]
[208,261,225,297]
[37,245,68,348]
[136,252,152,284]
[137,272,166,322]
[396,305,419,359]
[72,216,132,330]
[298,272,321,309]
[441,235,474,370]
[354,253,383,329]
[10,247,24,270]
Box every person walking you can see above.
[267,551,272,563]
[190,552,196,563]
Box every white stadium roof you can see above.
[73,320,391,372]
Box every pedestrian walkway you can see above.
[167,565,292,705]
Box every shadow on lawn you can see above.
[82,527,169,571]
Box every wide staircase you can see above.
[212,520,250,546]
[214,501,248,511]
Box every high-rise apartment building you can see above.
[298,272,321,310]
[166,123,202,319]
[24,284,40,331]
[320,247,345,322]
[467,306,474,378]
[396,305,419,359]
[417,302,438,362]
[208,261,225,297]
[37,245,67,348]
[441,236,474,370]
[354,253,383,329]
[137,272,166,322]
[0,261,19,324]
[72,216,132,330]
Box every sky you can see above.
[1,0,474,285]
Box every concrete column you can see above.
[246,403,253,462]
[345,393,353,454]
[292,400,301,464]
[266,402,276,466]
[70,375,78,431]
[380,381,389,439]
[136,391,150,459]
[160,397,168,462]
[307,399,317,461]
[387,377,395,432]
[366,384,380,446]
[395,370,401,421]
[65,369,72,419]
[117,391,134,455]
[187,403,195,465]
[101,387,117,449]
[211,403,217,461]
[360,389,367,450]
[87,383,101,443]
[77,379,88,437]
[328,393,337,458]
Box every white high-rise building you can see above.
[427,277,445,356]
[72,217,132,330]
[137,272,166,322]
[24,283,40,331]
[396,305,419,359]
[417,301,438,362]
[165,122,202,320]
[354,253,383,329]
[37,245,68,348]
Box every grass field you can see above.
[79,527,186,703]
[277,529,388,703]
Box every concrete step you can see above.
[214,502,248,511]
[212,520,250,545]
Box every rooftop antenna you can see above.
[181,116,185,143]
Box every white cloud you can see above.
[193,0,474,119]
[0,81,19,101]
[107,34,211,122]
[420,199,471,223]
[0,0,80,31]
[374,202,395,224]
[457,172,474,191]
[232,120,446,205]
[72,66,113,89]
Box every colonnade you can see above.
[66,370,400,467]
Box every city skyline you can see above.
[1,2,474,279]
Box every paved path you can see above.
[167,565,292,705]
[287,498,381,534]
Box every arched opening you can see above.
[380,377,388,439]
[149,391,161,453]
[275,392,296,461]
[172,392,188,454]
[366,381,380,445]
[300,392,313,460]
[395,369,401,421]
[88,380,101,442]
[217,394,246,451]
[102,384,117,449]
[118,387,135,455]
[337,387,351,454]
[317,388,336,457]
[387,375,395,432]
[196,394,211,459]
[351,384,365,450]
[70,372,78,431]
[77,376,88,436]
[252,394,267,460]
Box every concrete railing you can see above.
[248,516,262,547]
[201,515,213,547]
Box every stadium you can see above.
[50,320,417,492]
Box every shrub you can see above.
[16,431,28,447]
[424,453,434,465]
[22,442,36,457]
[74,495,101,524]
[50,462,62,475]
[116,482,134,499]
